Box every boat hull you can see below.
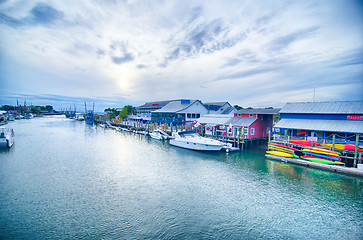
[170,139,223,151]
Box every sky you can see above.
[0,0,362,111]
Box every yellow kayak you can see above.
[321,144,345,150]
[266,151,298,158]
[303,149,340,157]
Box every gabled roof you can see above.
[137,99,189,108]
[153,100,204,113]
[197,114,233,125]
[225,117,257,127]
[203,102,229,107]
[280,101,363,114]
[236,108,281,115]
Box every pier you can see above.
[265,154,363,178]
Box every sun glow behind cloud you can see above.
[0,0,362,110]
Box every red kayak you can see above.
[343,144,363,152]
[289,140,321,147]
[270,143,297,151]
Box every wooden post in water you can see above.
[354,134,359,168]
[242,127,245,149]
[268,130,271,145]
[225,126,228,143]
[237,127,240,149]
[284,130,288,142]
[311,132,314,147]
[332,134,336,151]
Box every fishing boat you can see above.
[169,131,225,151]
[0,126,15,148]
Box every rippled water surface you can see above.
[1,116,362,239]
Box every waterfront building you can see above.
[196,108,280,139]
[273,101,363,142]
[151,99,208,124]
[136,100,174,121]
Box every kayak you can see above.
[266,151,299,158]
[302,149,340,157]
[268,145,295,154]
[268,147,294,154]
[322,143,363,152]
[303,146,340,155]
[301,157,344,165]
[301,155,344,165]
[289,140,321,146]
[302,151,341,161]
[270,143,297,151]
[321,144,345,150]
[343,144,363,152]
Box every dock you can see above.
[265,154,363,178]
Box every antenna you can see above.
[313,87,315,102]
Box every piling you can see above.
[354,134,360,168]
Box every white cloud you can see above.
[0,0,362,110]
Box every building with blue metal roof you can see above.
[151,99,208,124]
[274,101,363,142]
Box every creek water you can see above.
[0,116,362,239]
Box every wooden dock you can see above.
[265,154,363,178]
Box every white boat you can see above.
[149,129,168,140]
[149,129,171,140]
[169,131,225,151]
[0,126,15,148]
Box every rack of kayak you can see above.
[266,141,363,166]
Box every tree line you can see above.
[104,105,136,120]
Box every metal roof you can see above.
[236,108,281,115]
[137,99,189,108]
[225,117,257,127]
[153,100,202,113]
[280,101,363,114]
[274,119,363,134]
[197,115,257,127]
[197,114,233,125]
[221,106,236,114]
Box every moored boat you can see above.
[170,131,225,151]
[0,126,15,148]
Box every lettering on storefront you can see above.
[347,115,363,120]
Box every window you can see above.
[192,113,196,118]
[250,128,255,136]
[187,113,191,118]
[196,114,200,118]
[249,114,254,117]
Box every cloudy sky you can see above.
[0,0,362,111]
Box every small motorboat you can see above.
[0,126,15,148]
[148,129,170,140]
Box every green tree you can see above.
[45,105,53,112]
[119,107,128,120]
[234,105,243,110]
[124,105,136,115]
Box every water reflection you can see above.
[0,117,362,240]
